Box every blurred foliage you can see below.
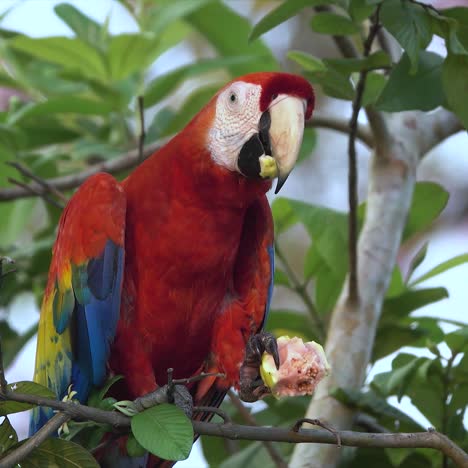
[0,0,467,467]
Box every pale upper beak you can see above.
[265,94,306,193]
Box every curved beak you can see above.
[268,95,306,193]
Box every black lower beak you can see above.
[237,111,272,179]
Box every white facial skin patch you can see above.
[207,82,263,172]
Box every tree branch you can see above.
[307,117,374,148]
[1,390,467,467]
[0,412,70,468]
[228,390,288,468]
[0,141,162,202]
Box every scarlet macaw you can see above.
[30,72,314,464]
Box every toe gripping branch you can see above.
[239,332,280,403]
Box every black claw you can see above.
[247,332,280,369]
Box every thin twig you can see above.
[228,390,288,468]
[7,161,68,203]
[0,140,163,202]
[355,413,387,433]
[307,117,374,148]
[193,406,232,424]
[292,418,341,447]
[1,391,467,467]
[0,412,70,468]
[274,241,326,340]
[7,177,64,209]
[137,95,145,162]
[347,6,382,305]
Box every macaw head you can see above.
[206,72,314,193]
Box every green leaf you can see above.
[311,12,359,35]
[442,8,468,52]
[297,128,317,164]
[349,0,375,22]
[131,404,193,461]
[126,433,147,457]
[386,266,405,298]
[20,438,99,467]
[445,326,468,353]
[162,85,220,136]
[410,253,468,286]
[271,197,298,234]
[442,54,468,129]
[0,381,55,416]
[220,442,271,468]
[373,354,429,400]
[382,287,448,322]
[250,0,325,42]
[54,3,105,49]
[187,2,278,75]
[9,97,114,124]
[266,309,316,341]
[0,417,17,454]
[274,268,291,287]
[402,182,449,242]
[406,242,428,283]
[148,0,212,36]
[144,56,260,108]
[11,36,108,81]
[380,0,432,72]
[361,71,388,106]
[288,51,327,72]
[331,387,423,432]
[376,51,444,112]
[325,51,391,74]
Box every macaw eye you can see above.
[230,93,237,103]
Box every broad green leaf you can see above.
[9,97,114,124]
[273,268,290,287]
[148,0,212,36]
[266,309,316,341]
[271,198,298,234]
[331,388,423,432]
[442,8,468,52]
[442,54,468,129]
[126,433,146,457]
[0,199,35,246]
[220,442,272,468]
[288,51,327,72]
[385,266,405,298]
[284,199,348,277]
[0,381,55,416]
[349,0,375,22]
[325,51,391,74]
[410,253,468,286]
[372,354,429,400]
[250,0,329,42]
[131,403,193,461]
[297,127,317,164]
[305,69,355,100]
[311,12,359,35]
[0,417,17,454]
[144,56,260,108]
[381,287,448,322]
[374,317,444,361]
[108,33,162,81]
[445,326,468,353]
[11,36,108,81]
[402,182,449,242]
[315,263,344,314]
[54,3,105,49]
[162,85,220,136]
[21,118,80,149]
[406,242,428,283]
[376,51,444,112]
[20,438,99,467]
[187,2,278,75]
[381,0,432,72]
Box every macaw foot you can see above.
[133,384,193,419]
[239,331,280,402]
